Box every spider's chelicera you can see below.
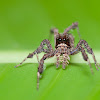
[15,22,100,89]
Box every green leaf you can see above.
[0,63,100,100]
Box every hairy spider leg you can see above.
[81,47,94,74]
[50,28,59,46]
[56,53,60,68]
[63,22,81,40]
[37,51,55,90]
[67,34,75,50]
[70,40,100,71]
[36,53,40,63]
[15,39,53,67]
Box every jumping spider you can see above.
[15,22,100,89]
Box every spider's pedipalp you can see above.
[56,53,60,68]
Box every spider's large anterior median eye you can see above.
[63,38,66,41]
[59,38,62,41]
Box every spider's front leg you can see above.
[70,40,100,72]
[50,28,58,46]
[63,22,81,39]
[15,39,53,67]
[37,51,56,90]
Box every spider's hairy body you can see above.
[56,43,71,68]
[56,43,70,57]
[15,22,100,89]
[55,52,70,69]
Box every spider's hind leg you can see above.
[81,47,94,74]
[70,40,99,71]
[15,39,53,68]
[80,40,100,70]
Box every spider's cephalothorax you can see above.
[55,33,73,69]
[56,34,71,48]
[15,22,100,89]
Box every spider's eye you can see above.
[59,38,62,41]
[63,38,66,41]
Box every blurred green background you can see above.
[0,0,100,50]
[0,0,100,100]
